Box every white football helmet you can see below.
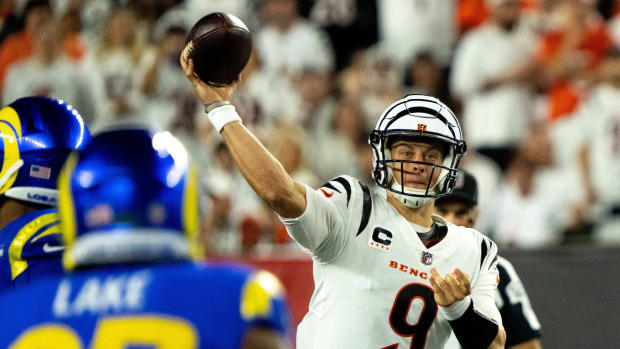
[369,95,466,208]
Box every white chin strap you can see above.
[390,181,436,208]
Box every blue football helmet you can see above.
[0,97,90,206]
[57,127,201,270]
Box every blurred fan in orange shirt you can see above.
[0,0,85,94]
[457,0,539,36]
[536,0,612,121]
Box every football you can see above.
[184,12,252,86]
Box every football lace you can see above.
[183,41,194,61]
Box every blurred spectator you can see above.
[451,0,537,171]
[85,7,154,128]
[202,143,239,256]
[535,74,600,245]
[2,19,101,123]
[459,150,503,234]
[0,0,21,45]
[457,0,489,35]
[573,51,620,244]
[71,0,113,49]
[58,5,85,60]
[611,11,620,48]
[404,50,456,111]
[233,50,300,133]
[338,47,401,123]
[596,0,618,20]
[338,49,366,101]
[536,0,611,121]
[126,0,161,45]
[312,98,366,180]
[377,0,456,67]
[272,124,320,188]
[184,0,259,31]
[356,45,403,126]
[256,0,335,79]
[151,1,186,43]
[513,0,559,50]
[0,0,85,93]
[456,0,543,36]
[485,126,567,248]
[141,23,198,131]
[295,67,337,133]
[306,0,378,71]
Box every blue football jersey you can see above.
[0,208,64,292]
[0,261,291,348]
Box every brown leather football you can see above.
[184,12,252,86]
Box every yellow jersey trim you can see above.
[8,212,59,280]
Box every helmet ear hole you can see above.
[458,142,467,154]
[373,168,386,185]
[445,175,456,192]
[370,132,380,145]
[373,168,381,180]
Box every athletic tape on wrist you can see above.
[439,296,471,320]
[206,104,241,133]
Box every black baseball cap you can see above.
[436,170,478,207]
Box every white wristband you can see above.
[438,296,472,321]
[207,104,242,133]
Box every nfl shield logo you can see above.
[421,251,433,266]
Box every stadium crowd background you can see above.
[1,0,619,258]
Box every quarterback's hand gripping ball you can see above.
[183,12,252,87]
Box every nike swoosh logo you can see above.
[42,243,65,253]
[320,189,334,198]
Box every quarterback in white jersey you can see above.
[181,51,506,349]
[282,175,502,348]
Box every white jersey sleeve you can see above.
[280,176,365,263]
[471,235,503,325]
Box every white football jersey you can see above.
[280,175,502,349]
